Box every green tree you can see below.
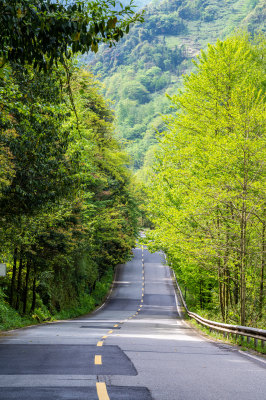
[0,0,144,69]
[0,62,141,321]
[147,33,266,326]
[0,62,75,310]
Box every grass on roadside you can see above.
[188,318,266,355]
[0,267,114,331]
[0,289,37,331]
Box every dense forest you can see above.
[146,33,265,328]
[88,0,265,171]
[0,0,143,330]
[0,0,265,333]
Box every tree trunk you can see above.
[31,264,37,313]
[217,210,225,321]
[10,247,18,306]
[199,279,203,309]
[259,222,265,319]
[15,248,24,310]
[23,260,31,314]
[218,261,225,321]
[240,208,247,326]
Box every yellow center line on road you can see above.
[140,305,143,307]
[97,341,103,347]
[101,335,108,339]
[141,299,143,302]
[96,382,110,400]
[113,324,118,327]
[95,355,102,365]
[108,330,113,334]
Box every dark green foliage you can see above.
[0,0,142,330]
[0,0,144,70]
[0,64,73,217]
[0,62,141,328]
[0,288,36,330]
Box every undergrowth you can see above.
[0,267,114,331]
[189,319,266,355]
[53,267,114,320]
[0,289,37,331]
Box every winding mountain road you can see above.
[0,247,265,399]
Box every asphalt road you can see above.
[0,247,265,400]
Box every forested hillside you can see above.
[89,0,265,170]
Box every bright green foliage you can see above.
[146,33,265,327]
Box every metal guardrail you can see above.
[172,269,266,349]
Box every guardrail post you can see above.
[247,336,250,344]
[254,338,258,348]
[261,340,264,349]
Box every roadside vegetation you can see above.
[145,33,266,329]
[0,0,143,331]
[188,319,266,355]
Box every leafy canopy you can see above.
[146,33,266,325]
[0,0,144,69]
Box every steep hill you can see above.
[87,0,265,170]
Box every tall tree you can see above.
[147,33,266,326]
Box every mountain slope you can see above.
[88,0,265,170]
